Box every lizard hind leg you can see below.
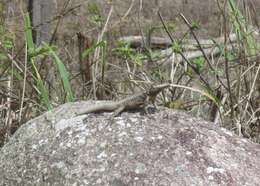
[109,105,125,119]
[105,105,125,128]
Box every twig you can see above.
[217,0,236,127]
[93,5,114,99]
[179,13,228,91]
[158,11,212,92]
[241,62,260,121]
[19,42,28,124]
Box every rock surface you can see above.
[0,101,260,186]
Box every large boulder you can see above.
[0,101,259,185]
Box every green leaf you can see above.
[24,12,52,110]
[171,41,182,53]
[43,43,74,102]
[82,40,106,59]
[191,57,205,72]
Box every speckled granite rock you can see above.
[0,101,259,186]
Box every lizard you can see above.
[75,83,170,118]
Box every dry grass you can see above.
[0,0,259,146]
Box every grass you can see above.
[24,13,74,109]
[24,13,52,110]
[0,1,259,147]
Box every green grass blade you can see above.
[43,43,74,102]
[24,13,34,50]
[24,12,52,110]
[228,0,257,55]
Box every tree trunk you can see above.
[28,0,53,46]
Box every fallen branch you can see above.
[118,34,237,50]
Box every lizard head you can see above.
[146,83,170,103]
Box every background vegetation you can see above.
[0,0,259,146]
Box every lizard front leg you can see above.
[105,105,125,127]
[109,105,125,119]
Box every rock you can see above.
[0,101,259,186]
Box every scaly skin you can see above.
[76,83,170,117]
